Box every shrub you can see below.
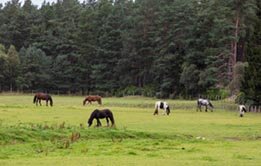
[205,88,229,100]
[235,92,246,104]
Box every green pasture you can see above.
[0,94,261,166]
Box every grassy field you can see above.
[0,94,261,166]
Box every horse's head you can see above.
[47,95,53,106]
[208,101,214,111]
[87,109,99,127]
[83,97,89,106]
[33,95,37,103]
[87,118,93,127]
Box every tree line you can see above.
[0,0,260,103]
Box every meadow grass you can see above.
[0,94,261,165]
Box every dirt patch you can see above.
[223,137,241,141]
[254,136,261,140]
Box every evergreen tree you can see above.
[19,46,52,90]
[6,45,20,91]
[0,44,8,91]
[241,0,261,104]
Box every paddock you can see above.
[0,94,261,165]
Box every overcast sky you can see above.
[0,0,84,7]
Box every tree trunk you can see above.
[229,11,240,81]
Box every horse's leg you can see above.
[36,98,38,106]
[205,106,208,112]
[46,100,48,106]
[96,118,101,127]
[106,117,109,127]
[96,118,99,127]
[39,99,42,106]
[154,108,158,115]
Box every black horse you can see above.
[87,109,115,127]
[33,92,53,106]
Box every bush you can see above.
[205,88,229,100]
[235,92,246,104]
[141,85,156,97]
[155,91,169,99]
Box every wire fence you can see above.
[0,91,260,112]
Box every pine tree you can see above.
[6,45,20,91]
[241,0,261,104]
[0,44,8,91]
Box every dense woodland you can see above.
[0,0,260,103]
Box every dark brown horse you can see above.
[33,92,53,106]
[83,95,102,105]
[87,109,115,127]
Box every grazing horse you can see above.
[154,101,170,115]
[197,98,213,112]
[239,105,247,117]
[83,95,102,105]
[33,92,53,106]
[87,109,115,127]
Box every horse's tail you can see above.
[33,95,37,103]
[109,111,115,126]
[49,96,53,106]
[197,99,200,106]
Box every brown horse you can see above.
[33,92,53,106]
[83,95,102,105]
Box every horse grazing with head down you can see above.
[87,109,115,127]
[239,104,247,117]
[33,92,53,106]
[197,98,213,112]
[83,95,102,105]
[154,101,170,115]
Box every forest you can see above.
[0,0,260,103]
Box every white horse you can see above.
[154,101,170,115]
[197,98,214,112]
[239,105,247,117]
